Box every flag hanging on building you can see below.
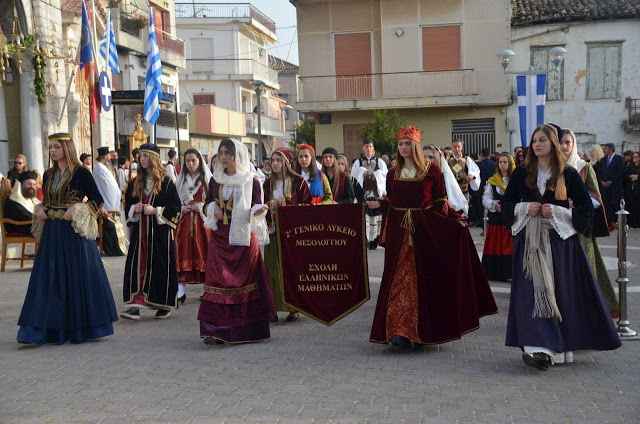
[143,8,162,125]
[517,74,546,147]
[79,0,101,124]
[99,10,120,74]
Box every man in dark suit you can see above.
[471,148,497,227]
[597,143,625,225]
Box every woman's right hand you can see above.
[495,200,501,213]
[181,205,191,214]
[34,207,48,221]
[366,200,380,209]
[214,203,224,221]
[528,202,541,217]
[134,202,145,213]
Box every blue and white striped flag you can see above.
[99,11,120,74]
[517,74,546,147]
[144,9,162,125]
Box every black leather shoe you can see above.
[270,316,279,323]
[391,335,411,350]
[176,294,186,309]
[285,312,299,322]
[154,309,171,319]
[522,353,549,371]
[204,337,224,345]
[120,307,140,320]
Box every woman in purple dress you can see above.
[198,138,276,345]
[503,124,620,370]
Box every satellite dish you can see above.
[181,103,194,114]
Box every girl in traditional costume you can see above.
[368,126,498,350]
[294,144,332,204]
[175,148,212,305]
[263,148,312,322]
[560,128,619,317]
[503,124,621,371]
[17,133,118,344]
[322,147,355,203]
[481,154,515,282]
[199,138,275,345]
[120,143,181,320]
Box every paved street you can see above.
[1,227,639,424]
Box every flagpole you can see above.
[105,9,111,75]
[89,0,105,149]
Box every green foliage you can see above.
[33,52,46,106]
[360,110,409,157]
[290,120,315,150]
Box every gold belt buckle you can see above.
[46,209,66,219]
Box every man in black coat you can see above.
[597,143,625,225]
[3,171,40,236]
[472,148,497,227]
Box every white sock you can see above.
[178,284,185,298]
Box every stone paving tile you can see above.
[0,228,639,424]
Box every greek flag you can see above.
[143,9,162,125]
[99,11,120,74]
[517,74,546,147]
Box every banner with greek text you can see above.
[275,203,370,325]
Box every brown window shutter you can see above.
[194,94,215,105]
[334,33,372,99]
[334,33,372,76]
[422,26,461,71]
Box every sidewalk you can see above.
[0,228,638,423]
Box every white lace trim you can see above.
[71,203,99,240]
[128,205,139,222]
[250,204,269,246]
[482,183,497,212]
[511,202,531,236]
[204,202,218,231]
[548,204,576,240]
[524,346,574,365]
[155,206,166,226]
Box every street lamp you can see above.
[251,79,265,165]
[497,47,567,74]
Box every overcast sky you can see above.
[223,0,299,65]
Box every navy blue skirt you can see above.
[17,218,118,344]
[506,230,621,353]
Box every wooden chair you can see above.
[98,210,122,254]
[0,206,39,272]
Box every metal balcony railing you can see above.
[175,3,276,33]
[246,113,283,133]
[158,109,188,129]
[299,69,477,102]
[156,28,185,56]
[190,58,278,83]
[119,12,145,38]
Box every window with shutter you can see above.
[334,33,372,99]
[587,43,622,100]
[530,45,564,101]
[422,26,461,71]
[194,94,215,105]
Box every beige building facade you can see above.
[291,0,512,160]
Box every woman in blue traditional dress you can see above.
[17,133,118,344]
[503,124,620,370]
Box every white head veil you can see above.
[205,138,268,246]
[431,146,469,217]
[176,148,213,206]
[562,128,586,173]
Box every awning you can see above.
[112,90,175,105]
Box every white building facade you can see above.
[176,3,288,159]
[507,2,640,153]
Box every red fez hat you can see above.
[274,147,293,164]
[296,143,316,156]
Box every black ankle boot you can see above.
[391,335,411,350]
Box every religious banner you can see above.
[275,203,370,325]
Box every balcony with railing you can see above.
[245,113,284,136]
[298,69,477,109]
[175,3,276,37]
[190,105,246,137]
[189,58,279,88]
[156,28,186,69]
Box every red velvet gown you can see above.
[176,186,210,284]
[370,164,498,345]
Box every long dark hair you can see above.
[293,146,319,181]
[321,155,343,200]
[181,148,209,192]
[266,150,302,201]
[524,125,567,200]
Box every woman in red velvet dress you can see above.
[175,148,212,305]
[368,126,498,350]
[198,138,276,345]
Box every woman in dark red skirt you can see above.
[198,138,275,345]
[481,153,515,281]
[175,148,212,305]
[368,126,498,350]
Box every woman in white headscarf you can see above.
[560,128,618,317]
[198,138,276,345]
[175,148,213,305]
